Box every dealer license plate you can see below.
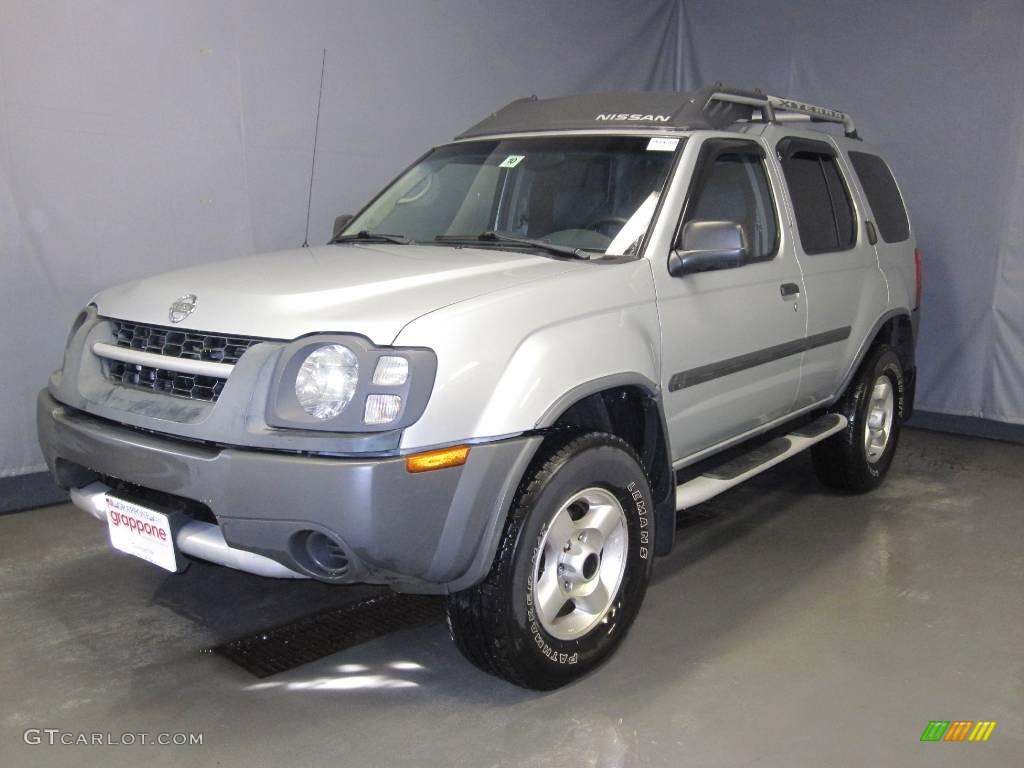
[105,495,180,572]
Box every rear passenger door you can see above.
[775,138,888,407]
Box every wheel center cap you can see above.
[869,409,885,430]
[558,538,603,589]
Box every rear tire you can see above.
[446,432,654,690]
[812,344,905,493]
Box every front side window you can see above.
[779,142,856,254]
[682,143,778,261]
[344,136,678,256]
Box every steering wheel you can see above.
[585,215,628,233]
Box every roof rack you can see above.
[706,88,859,139]
[455,85,859,140]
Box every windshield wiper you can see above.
[330,230,411,245]
[435,231,591,260]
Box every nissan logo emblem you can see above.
[168,294,198,324]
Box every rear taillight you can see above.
[914,247,922,308]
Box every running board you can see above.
[675,414,847,511]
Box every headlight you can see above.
[267,334,437,432]
[295,344,359,419]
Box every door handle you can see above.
[780,282,801,298]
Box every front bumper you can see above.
[37,390,540,592]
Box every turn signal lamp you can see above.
[406,445,470,473]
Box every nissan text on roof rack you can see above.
[38,85,920,689]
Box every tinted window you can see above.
[346,136,676,256]
[821,156,856,248]
[849,151,910,242]
[684,149,778,261]
[780,149,856,253]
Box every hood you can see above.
[92,243,577,343]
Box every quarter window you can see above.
[779,145,856,254]
[848,151,910,243]
[683,144,778,261]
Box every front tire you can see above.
[812,344,905,493]
[447,432,654,690]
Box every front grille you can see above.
[106,360,228,401]
[112,319,261,364]
[103,319,267,403]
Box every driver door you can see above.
[655,137,807,462]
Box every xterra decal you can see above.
[770,97,848,122]
[595,113,671,122]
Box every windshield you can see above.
[343,135,680,256]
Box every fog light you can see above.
[364,394,402,425]
[299,531,350,578]
[372,356,409,385]
[405,445,470,473]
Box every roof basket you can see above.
[705,87,859,139]
[454,85,859,140]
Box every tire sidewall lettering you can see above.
[627,481,650,560]
[518,446,652,669]
[525,525,579,665]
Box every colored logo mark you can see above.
[920,720,996,742]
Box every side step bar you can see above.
[675,413,847,511]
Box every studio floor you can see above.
[1,428,1021,767]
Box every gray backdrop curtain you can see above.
[0,0,677,478]
[2,0,1022,480]
[674,0,1024,430]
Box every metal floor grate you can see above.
[214,594,445,678]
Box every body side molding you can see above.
[669,326,852,391]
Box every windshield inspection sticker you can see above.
[499,154,526,168]
[646,137,679,152]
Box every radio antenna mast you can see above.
[302,48,327,247]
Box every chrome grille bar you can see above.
[92,341,235,378]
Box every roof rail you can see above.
[706,89,859,139]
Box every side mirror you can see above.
[331,214,354,241]
[669,220,749,277]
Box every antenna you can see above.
[302,48,327,247]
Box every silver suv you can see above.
[38,85,920,689]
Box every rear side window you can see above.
[779,145,856,254]
[848,151,910,243]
